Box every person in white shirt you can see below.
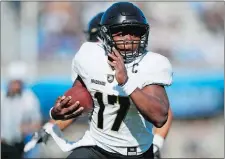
[1,61,42,159]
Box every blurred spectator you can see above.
[192,2,224,35]
[1,61,42,159]
[9,1,21,18]
[141,2,224,68]
[38,2,82,59]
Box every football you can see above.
[64,86,93,113]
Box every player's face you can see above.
[112,29,141,51]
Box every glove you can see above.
[153,134,164,159]
[24,123,53,152]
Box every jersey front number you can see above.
[94,92,130,131]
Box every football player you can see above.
[23,12,104,153]
[84,12,104,42]
[50,2,173,159]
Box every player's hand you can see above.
[107,47,128,85]
[51,96,84,120]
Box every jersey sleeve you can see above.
[71,56,78,83]
[71,42,89,83]
[142,55,173,87]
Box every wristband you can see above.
[120,77,138,95]
[153,134,164,150]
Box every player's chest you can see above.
[81,63,140,96]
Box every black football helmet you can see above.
[85,12,104,42]
[99,2,149,63]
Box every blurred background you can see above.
[1,1,224,158]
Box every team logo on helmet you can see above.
[107,74,114,83]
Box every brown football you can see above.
[64,86,93,112]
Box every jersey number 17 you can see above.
[94,92,130,131]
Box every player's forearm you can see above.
[49,119,75,130]
[154,107,173,138]
[130,88,168,128]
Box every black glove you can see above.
[153,145,161,159]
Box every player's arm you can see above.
[108,47,172,128]
[48,119,75,130]
[153,107,173,158]
[153,107,173,138]
[130,85,169,128]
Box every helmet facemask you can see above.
[99,23,149,64]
